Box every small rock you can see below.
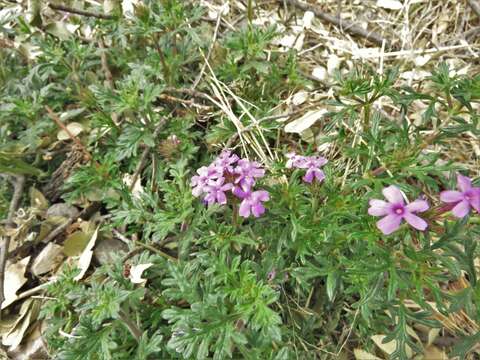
[46,203,79,219]
[93,238,128,265]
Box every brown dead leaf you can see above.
[31,243,64,276]
[2,299,40,350]
[423,345,447,360]
[73,227,99,281]
[2,257,30,309]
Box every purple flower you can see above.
[368,185,429,235]
[440,174,480,218]
[203,178,233,205]
[286,153,328,184]
[234,159,265,189]
[299,156,327,184]
[286,153,306,168]
[214,150,239,174]
[191,164,223,197]
[233,186,269,218]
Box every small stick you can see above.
[129,120,165,191]
[45,106,92,162]
[98,38,119,126]
[468,0,480,19]
[41,202,101,244]
[192,12,222,90]
[0,175,25,316]
[158,94,213,111]
[161,87,215,103]
[113,230,177,262]
[48,3,115,20]
[281,0,389,47]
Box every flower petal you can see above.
[376,214,402,235]
[233,186,248,199]
[382,185,404,204]
[440,190,464,203]
[469,189,480,213]
[254,190,269,202]
[457,174,472,192]
[406,199,429,213]
[238,201,251,218]
[252,203,265,217]
[368,199,390,216]
[216,192,227,205]
[452,200,470,218]
[303,169,314,183]
[404,212,428,231]
[314,169,325,182]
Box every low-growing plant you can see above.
[1,1,480,359]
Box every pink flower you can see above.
[440,174,480,218]
[203,178,233,205]
[233,187,269,218]
[286,153,306,168]
[234,159,265,189]
[300,157,327,183]
[286,153,327,184]
[191,165,223,197]
[368,185,429,235]
[214,150,239,174]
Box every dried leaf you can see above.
[327,54,341,75]
[63,231,91,257]
[2,257,30,309]
[376,0,403,10]
[29,187,48,210]
[31,243,64,276]
[73,227,99,281]
[423,345,447,360]
[292,91,309,106]
[2,299,40,350]
[371,335,413,358]
[57,122,84,141]
[353,348,382,360]
[45,21,74,41]
[129,263,153,284]
[312,66,327,81]
[284,109,328,134]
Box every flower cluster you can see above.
[368,174,480,235]
[286,153,328,183]
[191,150,269,218]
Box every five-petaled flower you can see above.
[214,150,239,174]
[190,165,223,197]
[286,153,328,184]
[440,174,480,218]
[233,187,270,218]
[368,185,429,235]
[234,159,265,189]
[204,178,234,205]
[300,156,327,183]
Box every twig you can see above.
[158,94,213,111]
[45,106,93,162]
[162,87,215,103]
[129,120,166,191]
[281,0,389,47]
[113,229,177,262]
[118,309,142,341]
[192,12,222,90]
[468,0,480,19]
[98,38,119,125]
[0,175,25,317]
[6,175,25,225]
[48,2,114,20]
[41,202,101,244]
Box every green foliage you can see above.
[2,0,480,359]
